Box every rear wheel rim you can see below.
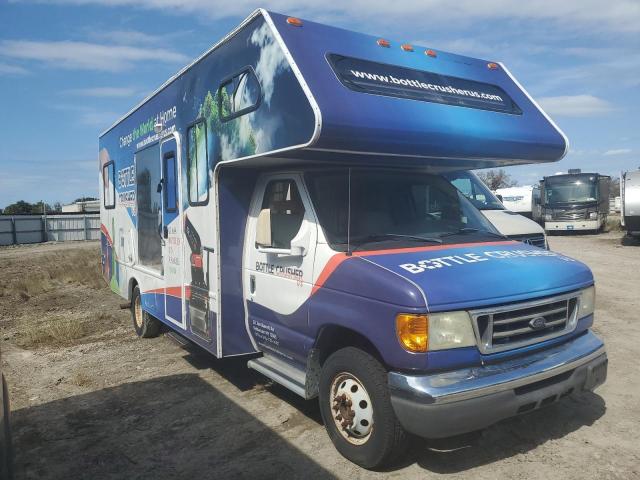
[134,295,143,330]
[330,372,374,445]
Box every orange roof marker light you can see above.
[377,38,391,48]
[425,49,437,58]
[286,17,303,27]
[401,43,414,52]
[487,62,499,70]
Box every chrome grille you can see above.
[553,209,587,221]
[508,234,546,249]
[471,292,580,354]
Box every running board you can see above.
[247,355,307,398]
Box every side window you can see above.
[450,177,472,199]
[103,161,115,209]
[259,180,305,249]
[163,152,177,212]
[219,67,261,122]
[187,121,208,205]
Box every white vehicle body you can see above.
[446,171,547,248]
[621,170,640,237]
[495,185,542,221]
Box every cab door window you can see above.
[259,180,305,249]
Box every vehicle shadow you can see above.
[176,336,324,426]
[621,235,640,246]
[11,374,336,480]
[403,391,606,473]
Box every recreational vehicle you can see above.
[445,171,546,248]
[495,185,542,222]
[541,171,610,233]
[99,10,607,468]
[621,169,640,237]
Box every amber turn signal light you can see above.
[396,314,428,352]
[287,17,303,27]
[377,38,391,48]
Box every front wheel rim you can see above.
[330,372,374,445]
[134,295,144,330]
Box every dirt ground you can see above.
[1,234,639,480]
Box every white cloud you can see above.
[63,86,138,97]
[0,62,28,75]
[538,95,614,117]
[249,22,287,106]
[0,39,188,72]
[604,148,632,156]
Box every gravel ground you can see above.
[1,233,639,480]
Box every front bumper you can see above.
[545,220,600,231]
[388,330,607,439]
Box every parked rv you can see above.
[541,171,610,233]
[445,171,546,248]
[621,169,640,237]
[100,10,607,468]
[495,185,542,222]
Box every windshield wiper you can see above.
[439,227,508,240]
[350,233,442,252]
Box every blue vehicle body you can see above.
[99,9,606,463]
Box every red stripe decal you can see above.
[100,224,113,246]
[311,240,516,294]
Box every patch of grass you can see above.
[70,370,93,387]
[606,215,622,232]
[18,316,86,349]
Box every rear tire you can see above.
[319,347,408,469]
[131,286,161,338]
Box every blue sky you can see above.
[0,0,638,207]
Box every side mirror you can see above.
[255,209,272,248]
[289,222,310,257]
[157,179,163,193]
[496,194,503,202]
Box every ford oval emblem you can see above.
[529,316,547,330]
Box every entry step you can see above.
[248,354,307,398]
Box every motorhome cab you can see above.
[99,10,607,468]
[445,171,547,248]
[541,170,610,233]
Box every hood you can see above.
[357,240,592,311]
[481,210,544,236]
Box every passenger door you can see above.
[160,135,185,328]
[244,174,317,364]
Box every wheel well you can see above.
[304,325,386,399]
[314,325,385,368]
[128,277,139,302]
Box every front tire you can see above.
[130,286,161,338]
[319,347,408,469]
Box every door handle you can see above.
[249,275,256,294]
[163,225,169,239]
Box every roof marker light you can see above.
[401,43,414,52]
[487,62,499,70]
[286,17,303,27]
[425,49,437,57]
[377,38,391,48]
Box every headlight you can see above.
[589,212,598,220]
[544,213,553,221]
[578,286,595,319]
[396,311,476,352]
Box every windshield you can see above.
[443,170,505,210]
[305,169,500,251]
[544,176,598,204]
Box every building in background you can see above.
[61,200,100,213]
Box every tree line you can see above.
[1,197,97,215]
